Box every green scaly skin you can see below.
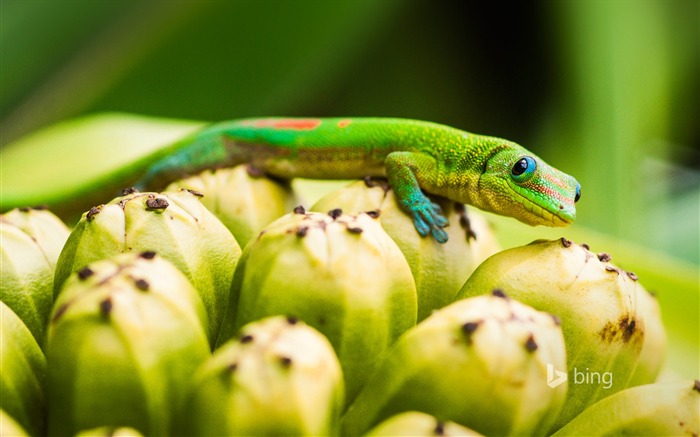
[137,117,580,243]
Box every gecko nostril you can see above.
[559,205,564,210]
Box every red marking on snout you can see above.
[253,118,322,130]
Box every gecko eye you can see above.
[511,156,536,182]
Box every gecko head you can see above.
[479,146,580,227]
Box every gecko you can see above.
[138,117,581,243]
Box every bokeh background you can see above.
[1,0,699,377]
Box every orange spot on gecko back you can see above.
[252,118,322,130]
[337,119,352,128]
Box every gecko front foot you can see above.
[409,198,449,243]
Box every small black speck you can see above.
[146,197,169,210]
[693,380,700,392]
[134,278,150,291]
[52,303,70,323]
[525,335,538,352]
[240,334,254,344]
[461,321,480,335]
[328,208,342,219]
[492,289,507,298]
[19,206,31,213]
[86,206,102,220]
[286,316,299,325]
[100,298,113,318]
[293,205,306,214]
[365,210,381,219]
[347,226,363,234]
[550,314,562,326]
[597,253,612,262]
[580,243,590,250]
[279,356,293,368]
[121,187,139,196]
[228,363,238,372]
[626,271,639,281]
[605,266,620,275]
[78,267,94,280]
[434,420,445,436]
[139,251,157,260]
[296,226,309,237]
[560,237,572,248]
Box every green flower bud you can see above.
[313,180,500,321]
[47,252,210,437]
[342,293,567,436]
[552,380,700,437]
[456,239,646,430]
[183,316,344,436]
[365,411,483,436]
[165,165,297,248]
[217,210,417,403]
[629,285,666,386]
[0,408,30,437]
[1,207,70,346]
[0,301,46,437]
[53,189,240,345]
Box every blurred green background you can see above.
[2,0,698,374]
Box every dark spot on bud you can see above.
[363,176,376,188]
[597,253,612,262]
[293,205,306,214]
[550,314,562,326]
[287,316,299,325]
[599,314,640,343]
[146,197,169,211]
[434,420,446,435]
[693,380,700,393]
[139,251,157,260]
[605,266,621,275]
[122,187,139,195]
[86,206,102,220]
[134,278,150,291]
[623,318,637,342]
[78,266,94,280]
[453,202,465,213]
[184,189,204,197]
[228,363,238,372]
[365,210,381,219]
[461,321,480,336]
[240,334,254,344]
[279,356,293,368]
[246,165,265,177]
[626,271,639,281]
[580,243,590,250]
[560,237,572,248]
[525,334,538,352]
[328,208,342,219]
[34,204,49,210]
[347,226,363,234]
[318,316,327,326]
[296,226,309,237]
[52,303,70,323]
[492,289,507,298]
[19,206,31,212]
[100,298,113,318]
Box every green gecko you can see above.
[137,117,581,243]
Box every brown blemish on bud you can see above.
[228,363,238,372]
[286,316,298,325]
[560,237,572,248]
[693,380,700,393]
[139,251,157,260]
[240,334,254,344]
[184,188,204,197]
[550,314,562,326]
[605,266,621,275]
[346,226,363,234]
[293,205,306,214]
[626,271,639,281]
[296,226,309,237]
[279,356,293,368]
[328,208,342,219]
[18,206,31,213]
[78,266,94,280]
[52,303,70,323]
[597,253,612,262]
[580,243,590,250]
[434,421,446,436]
[599,315,640,343]
[525,334,538,352]
[492,289,507,298]
[86,206,102,220]
[134,278,150,291]
[246,165,265,178]
[365,210,381,219]
[100,297,113,318]
[146,197,169,211]
[122,187,139,196]
[461,321,480,335]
